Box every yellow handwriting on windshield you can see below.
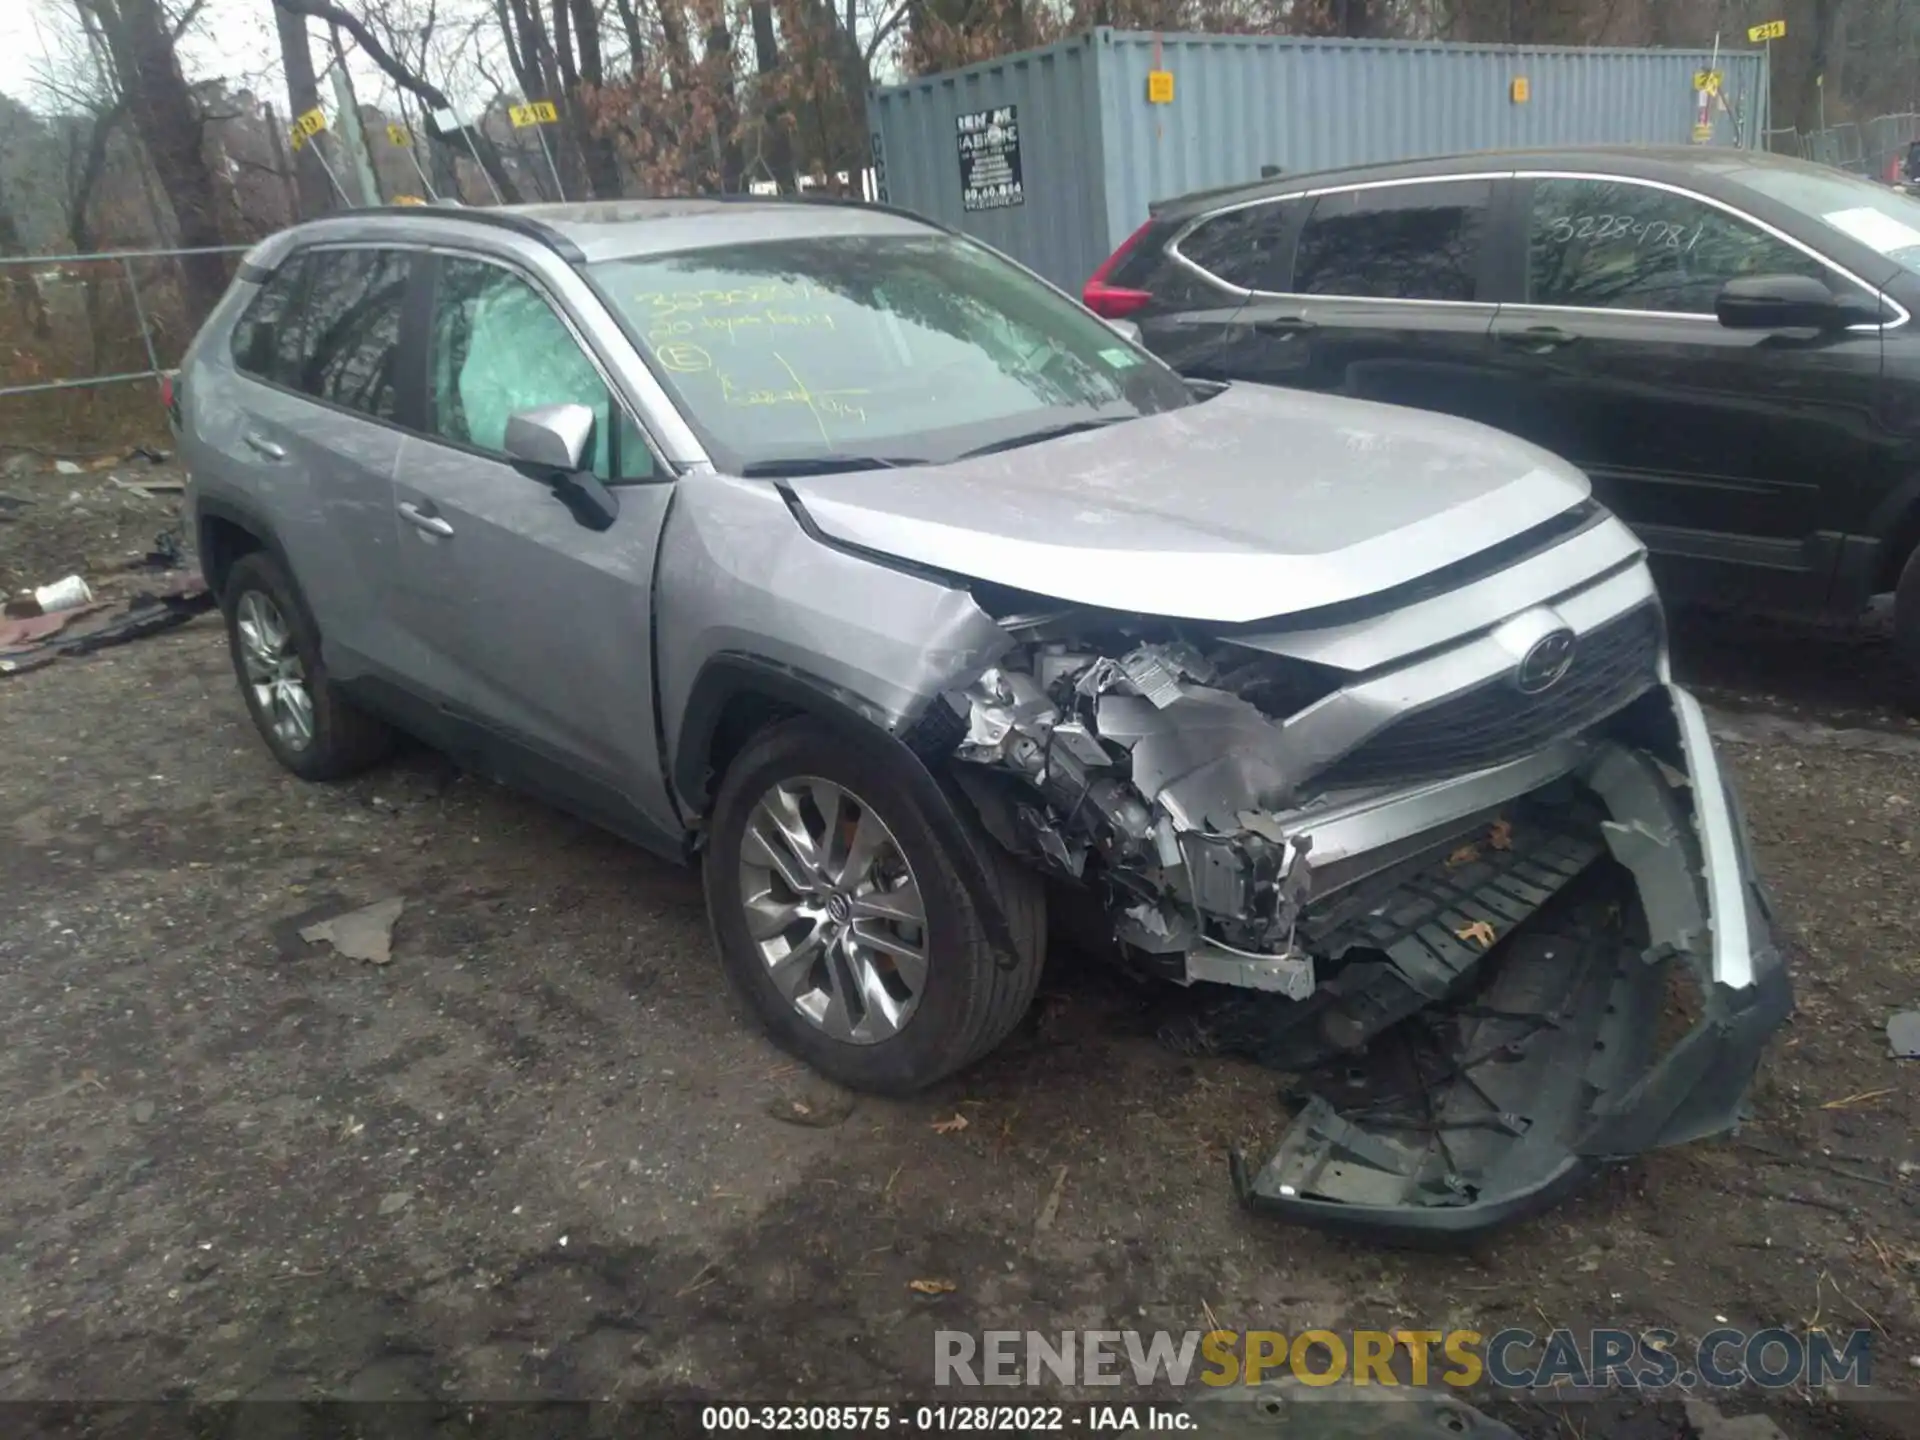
[720,351,868,441]
[631,282,821,319]
[647,310,835,345]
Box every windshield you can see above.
[1735,164,1920,278]
[588,233,1193,473]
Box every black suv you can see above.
[1087,147,1920,696]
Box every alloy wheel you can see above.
[236,591,314,752]
[737,776,929,1044]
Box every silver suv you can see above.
[174,198,1789,1239]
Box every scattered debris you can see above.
[130,1101,154,1125]
[1821,1087,1895,1110]
[111,474,186,502]
[33,575,94,615]
[1033,1165,1069,1234]
[128,445,171,464]
[377,1190,413,1216]
[1454,919,1498,950]
[1488,816,1513,850]
[1890,1010,1920,1059]
[52,460,82,476]
[0,493,29,518]
[931,1113,970,1134]
[0,580,213,677]
[299,897,406,966]
[907,1278,956,1295]
[765,1087,855,1128]
[141,529,185,570]
[1184,1375,1521,1438]
[1681,1398,1790,1440]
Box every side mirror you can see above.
[504,402,596,472]
[502,401,618,531]
[1103,317,1144,346]
[1715,274,1880,331]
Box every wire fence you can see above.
[0,243,253,401]
[1766,112,1920,182]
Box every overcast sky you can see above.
[0,0,498,123]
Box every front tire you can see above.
[222,552,393,781]
[703,717,1044,1094]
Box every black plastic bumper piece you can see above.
[1233,862,1792,1245]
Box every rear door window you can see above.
[296,247,412,421]
[1525,176,1842,314]
[1292,179,1493,301]
[230,253,312,386]
[1176,199,1298,292]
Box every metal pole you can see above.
[461,124,504,205]
[1765,38,1774,148]
[327,46,383,205]
[534,123,566,202]
[403,132,439,201]
[119,255,163,390]
[310,141,354,206]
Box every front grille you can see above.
[1314,604,1664,792]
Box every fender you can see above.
[673,652,1021,961]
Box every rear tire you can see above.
[703,717,1044,1094]
[1895,546,1920,714]
[222,552,393,781]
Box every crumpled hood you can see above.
[783,383,1592,625]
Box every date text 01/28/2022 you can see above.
[700,1406,1193,1432]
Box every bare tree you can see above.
[67,0,233,319]
[271,0,525,201]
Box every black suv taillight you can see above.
[1082,220,1156,319]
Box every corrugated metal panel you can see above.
[868,28,1770,291]
[866,35,1113,296]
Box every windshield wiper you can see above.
[737,455,918,477]
[951,416,1130,461]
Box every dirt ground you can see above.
[1,451,1917,1437]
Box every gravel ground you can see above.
[1,454,1917,1437]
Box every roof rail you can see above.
[701,191,951,233]
[304,204,586,264]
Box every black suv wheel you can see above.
[703,717,1044,1094]
[221,552,394,781]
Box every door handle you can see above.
[1498,326,1579,351]
[242,432,285,460]
[398,500,454,538]
[1251,316,1317,337]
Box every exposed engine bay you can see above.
[911,607,1790,1240]
[922,611,1644,1003]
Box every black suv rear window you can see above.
[1178,199,1296,292]
[1292,179,1491,302]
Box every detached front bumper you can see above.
[1232,683,1793,1242]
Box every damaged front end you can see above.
[921,530,1790,1241]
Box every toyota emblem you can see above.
[1515,629,1576,695]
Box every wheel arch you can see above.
[674,653,1021,960]
[195,495,298,602]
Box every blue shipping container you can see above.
[867,28,1770,291]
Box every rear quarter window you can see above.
[1176,199,1298,292]
[229,253,311,386]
